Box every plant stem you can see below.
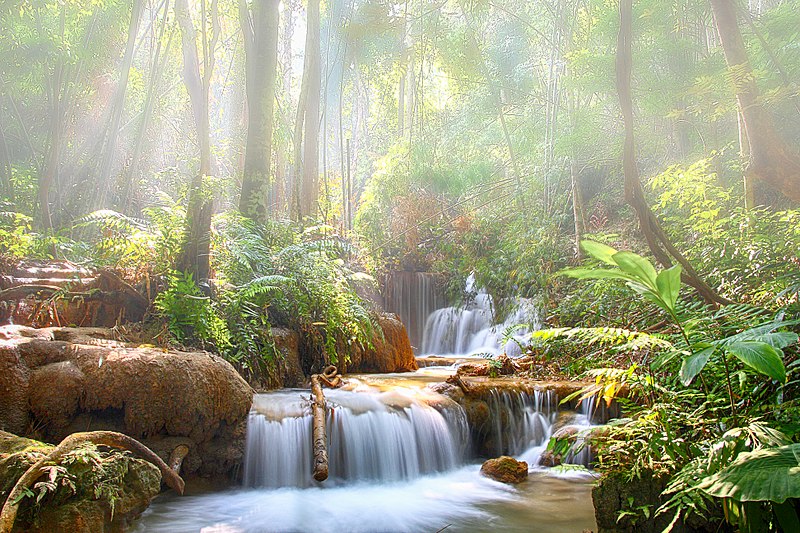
[720,353,737,419]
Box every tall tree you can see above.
[709,0,800,202]
[294,0,321,221]
[95,0,144,209]
[175,0,219,282]
[238,0,280,221]
[616,0,727,305]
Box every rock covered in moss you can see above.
[0,431,161,532]
[480,456,529,484]
[0,325,253,477]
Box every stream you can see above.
[135,278,598,532]
[134,368,598,532]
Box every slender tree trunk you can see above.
[571,159,585,260]
[123,0,172,212]
[0,117,11,198]
[617,0,728,305]
[300,0,321,220]
[96,0,144,209]
[275,0,296,217]
[39,8,68,232]
[239,0,280,221]
[709,0,800,201]
[175,0,217,282]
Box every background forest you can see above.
[2,0,800,529]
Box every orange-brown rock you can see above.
[344,313,418,373]
[0,325,253,477]
[480,456,529,484]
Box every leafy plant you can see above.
[154,270,229,349]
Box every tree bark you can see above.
[709,0,800,202]
[175,0,217,282]
[239,0,280,221]
[616,0,729,306]
[310,374,329,482]
[298,0,321,220]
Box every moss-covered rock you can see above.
[0,431,161,532]
[480,456,529,484]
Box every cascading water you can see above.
[420,274,540,356]
[135,381,599,533]
[383,271,446,353]
[484,389,557,457]
[243,389,468,487]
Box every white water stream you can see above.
[135,372,598,532]
[420,274,540,357]
[134,277,598,532]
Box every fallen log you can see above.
[0,431,185,533]
[310,374,329,482]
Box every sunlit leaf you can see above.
[726,341,786,383]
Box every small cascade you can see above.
[383,271,446,353]
[243,389,467,488]
[483,389,557,457]
[420,274,540,356]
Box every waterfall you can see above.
[384,271,446,353]
[243,389,468,488]
[420,274,540,356]
[484,389,557,457]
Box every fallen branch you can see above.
[310,374,329,482]
[169,444,190,475]
[0,431,185,533]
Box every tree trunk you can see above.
[122,0,172,212]
[96,0,144,209]
[175,0,217,282]
[571,159,585,260]
[310,374,329,482]
[616,0,728,306]
[709,0,800,202]
[299,0,321,220]
[239,0,280,222]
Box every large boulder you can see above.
[0,325,253,478]
[0,431,161,533]
[480,456,529,484]
[345,313,418,373]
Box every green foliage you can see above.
[154,270,229,349]
[698,443,800,504]
[212,215,378,371]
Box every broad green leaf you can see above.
[580,240,618,265]
[655,264,682,312]
[612,251,658,288]
[558,267,636,283]
[698,444,800,503]
[680,346,715,386]
[726,341,787,383]
[754,332,798,350]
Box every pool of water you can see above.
[134,467,596,532]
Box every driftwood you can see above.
[310,374,329,482]
[0,431,185,533]
[309,365,343,483]
[169,444,190,475]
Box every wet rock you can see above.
[480,456,529,484]
[0,430,161,533]
[345,313,418,373]
[455,360,491,377]
[0,325,253,478]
